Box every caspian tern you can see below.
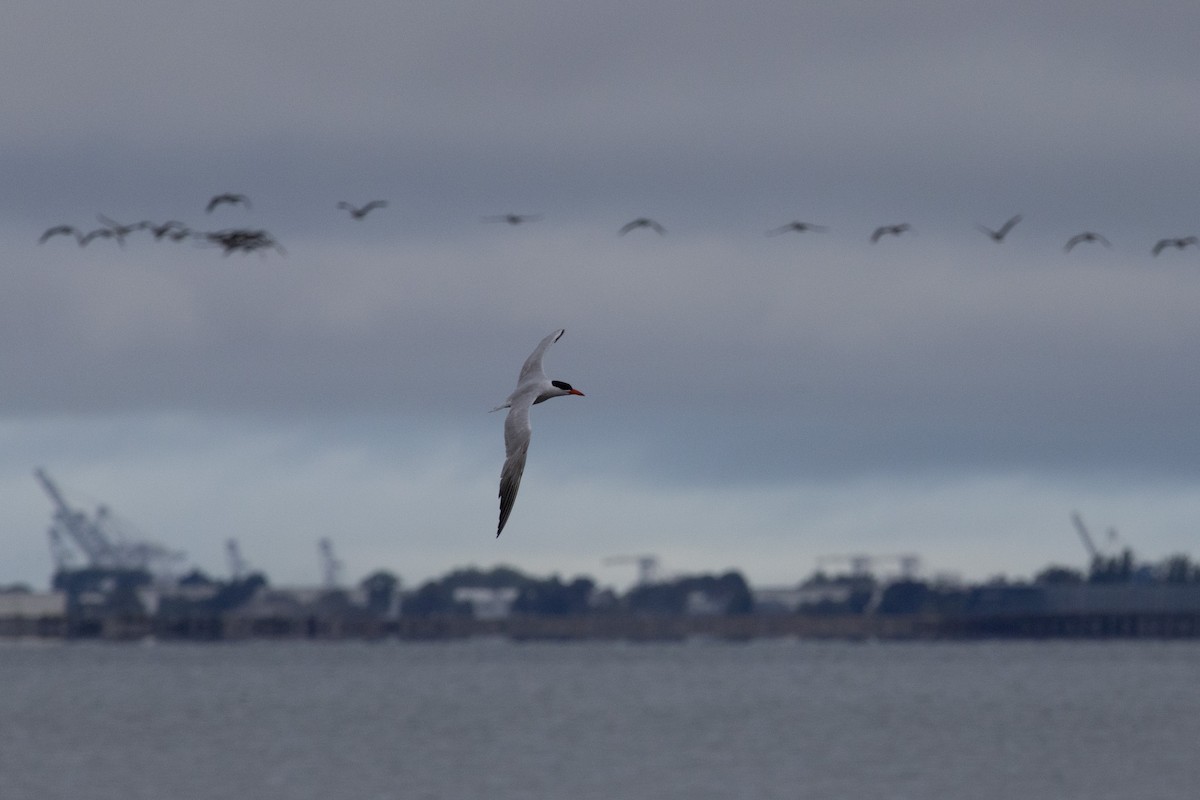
[493,329,584,537]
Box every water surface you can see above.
[1,639,1196,799]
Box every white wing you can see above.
[498,394,534,536]
[496,329,568,535]
[517,328,565,386]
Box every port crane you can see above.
[35,467,185,579]
[1070,511,1120,561]
[603,554,660,585]
[226,538,251,581]
[318,538,344,589]
[1070,511,1101,563]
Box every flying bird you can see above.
[206,193,251,213]
[338,200,389,219]
[139,220,190,240]
[619,218,666,236]
[1063,232,1110,252]
[78,228,116,246]
[766,221,828,236]
[202,228,285,256]
[1151,236,1198,256]
[483,214,542,225]
[977,214,1022,242]
[493,329,585,537]
[870,223,912,243]
[97,215,140,246]
[38,225,80,244]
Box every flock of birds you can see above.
[436,210,1200,255]
[39,201,1199,258]
[38,194,285,256]
[33,194,1200,536]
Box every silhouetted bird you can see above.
[870,223,911,243]
[1151,236,1198,256]
[139,220,190,240]
[619,218,665,236]
[38,225,80,244]
[483,214,542,225]
[97,215,140,246]
[766,221,828,236]
[338,200,389,219]
[206,193,251,213]
[203,228,284,256]
[78,228,116,246]
[1064,232,1110,252]
[977,214,1022,242]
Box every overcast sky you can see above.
[2,1,1198,591]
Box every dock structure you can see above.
[0,592,67,638]
[6,586,1200,642]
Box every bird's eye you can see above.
[551,380,573,391]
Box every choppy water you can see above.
[0,638,1197,800]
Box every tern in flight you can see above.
[206,193,251,213]
[1064,232,1110,252]
[619,218,666,236]
[1151,236,1198,256]
[493,329,585,537]
[977,214,1022,242]
[870,223,912,243]
[766,221,828,236]
[338,200,389,219]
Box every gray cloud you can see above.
[3,1,1199,587]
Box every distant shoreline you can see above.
[4,610,1200,642]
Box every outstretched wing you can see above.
[497,400,533,536]
[517,328,565,386]
[39,225,76,244]
[997,214,1022,237]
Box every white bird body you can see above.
[494,329,584,537]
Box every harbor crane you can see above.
[318,538,344,589]
[1070,511,1101,562]
[603,554,661,585]
[35,468,185,579]
[1071,510,1122,565]
[226,538,251,581]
